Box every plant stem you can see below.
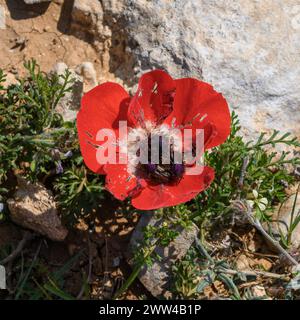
[113,263,143,299]
[0,231,34,265]
[219,267,290,281]
[234,200,299,267]
[237,156,249,197]
[287,183,300,246]
[113,241,157,299]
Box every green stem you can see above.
[113,263,143,299]
[287,183,300,246]
[113,241,157,299]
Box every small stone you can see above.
[7,177,68,241]
[76,62,98,92]
[43,26,51,32]
[116,217,128,224]
[251,285,268,298]
[52,62,68,76]
[71,0,103,36]
[15,36,28,46]
[109,224,118,233]
[52,62,83,121]
[128,211,199,298]
[0,5,5,30]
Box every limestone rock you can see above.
[102,0,125,16]
[128,211,199,298]
[52,62,83,121]
[109,0,300,140]
[0,5,5,30]
[71,0,104,36]
[53,62,69,78]
[76,62,98,92]
[7,177,68,241]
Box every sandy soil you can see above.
[0,0,118,84]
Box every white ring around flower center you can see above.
[119,121,183,176]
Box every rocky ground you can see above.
[0,0,131,89]
[1,0,300,137]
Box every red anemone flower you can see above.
[77,70,230,210]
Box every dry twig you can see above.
[0,231,35,265]
[233,156,299,267]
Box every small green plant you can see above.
[171,114,300,300]
[0,61,105,225]
[0,242,83,300]
[133,206,193,266]
[193,112,300,226]
[172,238,275,300]
[0,60,73,183]
[172,248,202,299]
[277,183,300,249]
[54,164,104,226]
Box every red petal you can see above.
[165,78,231,149]
[77,83,130,174]
[131,166,214,210]
[104,164,143,201]
[128,70,176,127]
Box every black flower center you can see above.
[136,135,185,185]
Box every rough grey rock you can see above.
[0,5,5,30]
[128,211,199,298]
[7,177,68,241]
[71,0,104,36]
[52,62,83,121]
[106,0,300,140]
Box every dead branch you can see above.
[0,231,35,265]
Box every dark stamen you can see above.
[137,134,185,185]
[146,163,156,173]
[173,163,184,176]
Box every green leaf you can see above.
[30,160,36,172]
[44,280,75,300]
